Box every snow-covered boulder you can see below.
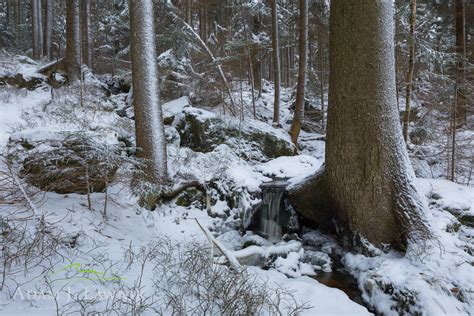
[173,106,295,161]
[8,130,123,194]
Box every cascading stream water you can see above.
[258,179,289,240]
[260,189,285,240]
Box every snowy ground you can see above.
[0,58,473,315]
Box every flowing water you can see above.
[260,189,285,240]
[258,179,289,240]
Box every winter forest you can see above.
[0,0,473,314]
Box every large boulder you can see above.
[8,131,123,194]
[172,106,295,162]
[287,167,332,226]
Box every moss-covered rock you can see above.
[175,187,205,208]
[8,131,122,194]
[175,107,294,161]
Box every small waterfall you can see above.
[258,179,289,240]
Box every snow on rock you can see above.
[273,249,316,277]
[343,178,474,315]
[255,154,323,179]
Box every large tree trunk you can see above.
[81,0,93,68]
[43,0,53,59]
[271,0,281,126]
[289,0,308,149]
[324,0,431,247]
[402,0,417,143]
[129,0,168,183]
[65,0,82,81]
[32,0,43,59]
[455,0,467,127]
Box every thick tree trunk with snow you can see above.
[43,0,54,59]
[32,0,43,59]
[402,0,416,143]
[81,0,93,68]
[129,0,168,183]
[325,0,432,247]
[271,0,281,126]
[289,0,308,149]
[65,0,82,81]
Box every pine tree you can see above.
[65,0,82,81]
[326,0,432,247]
[129,0,168,183]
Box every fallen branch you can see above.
[190,218,242,272]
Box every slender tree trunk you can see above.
[251,13,262,96]
[402,0,416,143]
[289,0,308,149]
[450,81,458,182]
[325,0,432,247]
[455,0,467,127]
[129,0,168,183]
[186,0,192,26]
[319,46,325,131]
[16,0,21,47]
[81,0,93,68]
[271,0,281,126]
[43,0,53,59]
[65,0,82,81]
[32,0,43,59]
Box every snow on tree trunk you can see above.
[129,0,168,183]
[289,0,308,149]
[43,0,54,59]
[65,0,82,81]
[271,0,281,126]
[32,0,43,59]
[402,0,416,143]
[326,0,432,248]
[81,0,93,68]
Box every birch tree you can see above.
[289,0,308,149]
[129,0,168,183]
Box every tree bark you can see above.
[43,0,53,59]
[129,0,168,183]
[289,0,308,149]
[402,0,416,143]
[32,0,43,59]
[271,0,281,126]
[81,0,93,68]
[326,0,432,247]
[186,0,192,26]
[65,0,82,81]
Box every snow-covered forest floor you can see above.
[0,56,473,315]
